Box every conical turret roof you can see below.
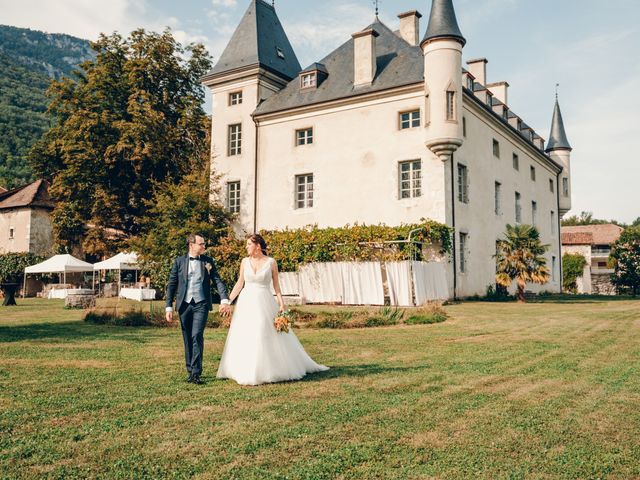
[546,98,572,152]
[421,0,466,47]
[207,0,300,80]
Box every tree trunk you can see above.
[516,286,526,303]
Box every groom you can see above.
[165,233,231,384]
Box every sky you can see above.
[2,0,639,223]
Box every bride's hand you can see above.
[279,304,285,313]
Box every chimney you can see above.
[398,10,422,46]
[466,58,487,86]
[352,29,379,87]
[487,81,509,105]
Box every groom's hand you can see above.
[166,311,173,323]
[219,304,232,317]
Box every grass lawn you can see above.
[1,297,639,479]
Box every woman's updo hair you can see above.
[246,233,268,255]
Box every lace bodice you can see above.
[243,257,273,287]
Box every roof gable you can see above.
[0,179,55,210]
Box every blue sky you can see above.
[3,0,639,223]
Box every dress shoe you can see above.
[191,375,204,385]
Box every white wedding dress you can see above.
[217,257,328,386]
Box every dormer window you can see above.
[276,47,285,59]
[301,73,316,89]
[486,93,493,107]
[466,77,474,90]
[502,107,508,120]
[517,119,522,131]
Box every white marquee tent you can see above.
[22,254,94,297]
[93,252,139,271]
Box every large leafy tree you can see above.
[610,227,640,296]
[28,29,212,258]
[495,224,550,302]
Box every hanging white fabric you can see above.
[385,261,413,306]
[271,272,300,296]
[341,262,384,306]
[412,261,449,304]
[298,263,343,303]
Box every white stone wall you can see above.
[254,90,447,230]
[452,101,562,297]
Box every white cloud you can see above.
[211,0,237,6]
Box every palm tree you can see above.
[495,224,550,302]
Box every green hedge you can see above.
[211,220,452,289]
[562,253,588,293]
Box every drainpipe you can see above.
[253,117,259,233]
[556,170,562,293]
[450,153,457,300]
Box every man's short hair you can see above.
[186,233,201,246]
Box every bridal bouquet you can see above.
[274,310,294,333]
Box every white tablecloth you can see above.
[119,288,156,301]
[47,288,93,299]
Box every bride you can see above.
[216,234,328,385]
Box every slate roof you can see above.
[421,0,466,46]
[254,19,423,115]
[0,179,55,210]
[207,0,301,80]
[546,98,572,151]
[561,225,624,246]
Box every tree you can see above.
[561,211,613,227]
[28,28,212,258]
[495,224,550,302]
[610,227,640,296]
[562,253,587,293]
[0,252,45,305]
[129,168,231,295]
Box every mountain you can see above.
[0,25,93,189]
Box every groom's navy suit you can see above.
[166,254,229,377]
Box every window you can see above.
[492,139,500,158]
[9,227,14,239]
[515,192,522,223]
[562,177,569,197]
[229,91,242,106]
[457,163,469,203]
[466,76,474,90]
[486,93,493,107]
[502,107,509,120]
[494,182,501,215]
[551,211,556,234]
[530,166,536,181]
[228,124,242,156]
[532,201,537,225]
[552,256,557,282]
[296,128,313,146]
[399,110,420,129]
[300,73,316,88]
[295,174,314,209]
[549,178,555,193]
[512,153,519,171]
[459,232,468,273]
[446,91,455,121]
[398,160,422,199]
[462,116,467,137]
[226,181,240,214]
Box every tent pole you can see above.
[22,273,26,299]
[63,271,66,285]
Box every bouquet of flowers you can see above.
[274,310,294,333]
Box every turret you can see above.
[545,97,572,215]
[421,0,466,162]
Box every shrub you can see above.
[404,304,448,325]
[562,253,588,293]
[84,309,165,327]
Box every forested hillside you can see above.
[0,25,92,189]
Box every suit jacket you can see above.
[165,254,229,312]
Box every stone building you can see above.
[0,179,54,256]
[203,0,573,297]
[561,224,624,295]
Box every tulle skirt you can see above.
[216,285,329,386]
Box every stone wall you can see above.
[29,208,54,255]
[591,272,616,295]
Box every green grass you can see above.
[1,297,639,479]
